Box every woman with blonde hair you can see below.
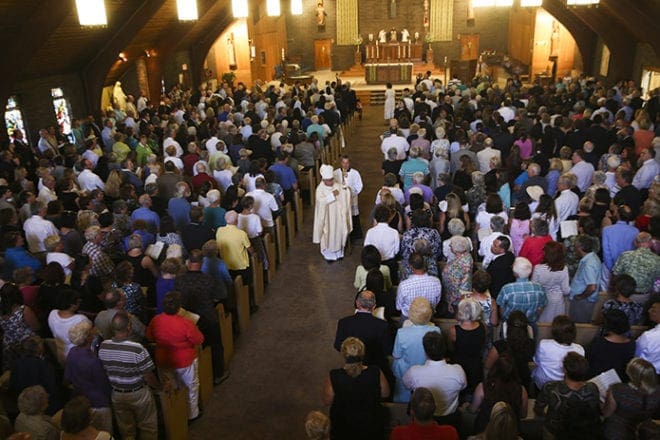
[104,169,123,199]
[439,192,470,240]
[468,401,521,440]
[392,298,441,402]
[603,358,660,440]
[322,337,389,439]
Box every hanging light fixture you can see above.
[232,0,249,18]
[291,0,303,15]
[520,0,542,6]
[566,0,599,5]
[177,0,198,21]
[76,0,108,27]
[267,0,280,16]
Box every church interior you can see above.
[0,0,659,439]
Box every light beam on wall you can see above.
[233,0,249,18]
[177,0,198,21]
[267,0,281,16]
[76,0,107,27]
[471,0,514,7]
[566,0,599,5]
[520,0,543,6]
[291,0,303,15]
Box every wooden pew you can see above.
[294,189,303,231]
[285,203,296,246]
[234,275,250,334]
[264,233,277,283]
[216,303,234,366]
[536,322,649,346]
[274,216,286,263]
[299,169,316,208]
[158,386,189,440]
[197,346,214,410]
[250,253,265,306]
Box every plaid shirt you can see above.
[396,274,442,317]
[496,278,547,323]
[82,241,114,278]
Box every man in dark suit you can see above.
[181,206,214,252]
[334,290,393,381]
[486,236,515,300]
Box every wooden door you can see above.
[460,34,479,61]
[314,39,332,70]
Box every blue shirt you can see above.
[3,247,41,279]
[203,207,227,230]
[202,257,232,288]
[131,207,160,232]
[569,252,601,301]
[168,198,191,231]
[496,278,547,322]
[602,221,639,270]
[399,158,429,191]
[269,163,297,190]
[546,169,559,198]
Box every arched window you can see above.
[51,87,73,142]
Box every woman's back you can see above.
[605,383,660,440]
[329,365,384,439]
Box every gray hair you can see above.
[387,147,398,160]
[84,225,101,241]
[592,170,606,185]
[18,385,48,415]
[471,171,484,186]
[412,172,425,184]
[512,257,533,279]
[447,218,466,236]
[456,297,483,323]
[175,181,190,198]
[490,215,506,232]
[68,320,93,346]
[531,218,549,236]
[528,163,541,176]
[30,200,46,216]
[356,290,376,310]
[409,297,433,325]
[558,173,575,188]
[206,189,221,204]
[449,235,470,254]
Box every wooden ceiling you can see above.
[0,0,657,91]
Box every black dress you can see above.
[585,337,635,380]
[329,366,384,440]
[452,323,486,393]
[492,338,535,390]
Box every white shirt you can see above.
[554,189,579,222]
[48,311,91,365]
[479,232,512,268]
[476,147,501,174]
[334,168,364,216]
[37,187,58,205]
[636,324,660,374]
[605,171,617,196]
[497,106,516,123]
[77,169,105,192]
[205,136,220,156]
[47,252,74,276]
[237,213,263,238]
[246,189,279,228]
[632,158,660,190]
[213,169,234,191]
[532,339,585,389]
[475,210,509,233]
[164,156,184,171]
[364,223,400,260]
[82,149,99,168]
[375,186,405,206]
[163,137,183,157]
[570,160,595,192]
[24,215,59,253]
[403,360,467,416]
[381,135,410,160]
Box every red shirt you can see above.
[146,313,204,369]
[519,235,553,267]
[390,422,458,440]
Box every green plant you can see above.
[221,71,236,86]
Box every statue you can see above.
[368,33,374,42]
[316,1,327,27]
[389,28,397,42]
[378,29,387,43]
[401,29,410,43]
[414,31,420,42]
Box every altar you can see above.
[364,42,423,62]
[364,63,413,85]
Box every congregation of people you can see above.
[311,73,660,439]
[0,75,359,438]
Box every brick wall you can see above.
[286,0,510,71]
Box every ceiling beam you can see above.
[564,4,636,79]
[81,0,168,119]
[600,0,660,57]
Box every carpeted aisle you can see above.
[189,103,386,439]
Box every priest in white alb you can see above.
[313,164,352,262]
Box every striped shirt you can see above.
[496,279,548,323]
[98,339,154,391]
[396,274,442,317]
